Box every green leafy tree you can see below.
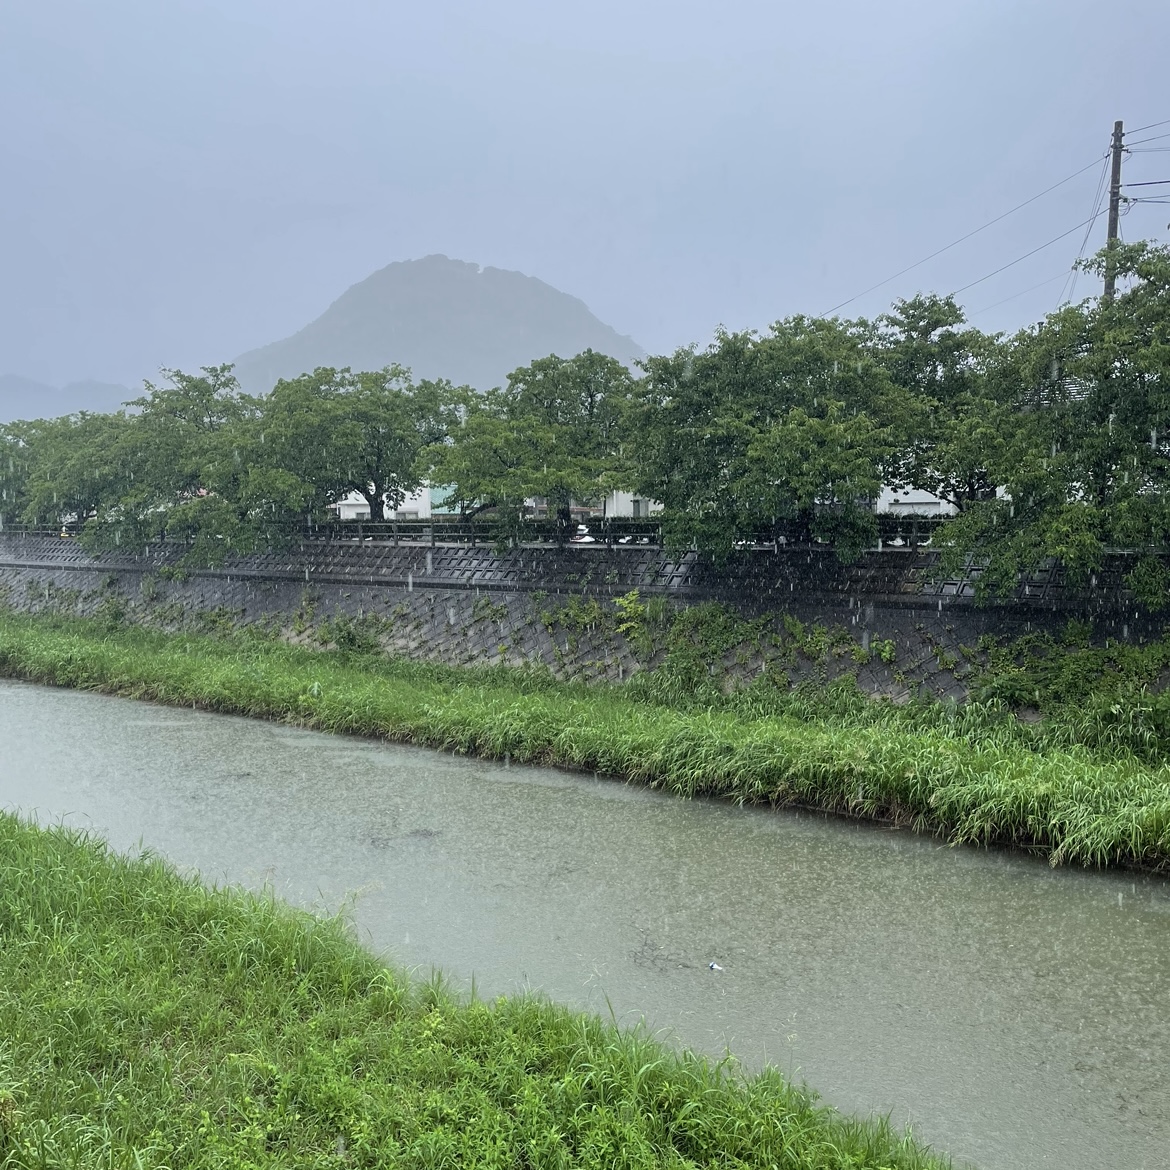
[0,420,39,527]
[248,366,466,525]
[19,412,138,535]
[631,317,908,557]
[86,365,255,553]
[333,368,467,520]
[877,295,1006,512]
[939,243,1170,605]
[426,350,635,536]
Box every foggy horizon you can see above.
[3,0,1168,391]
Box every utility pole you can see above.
[1103,119,1125,301]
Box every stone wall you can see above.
[0,534,1161,701]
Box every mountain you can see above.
[234,255,644,393]
[0,375,132,424]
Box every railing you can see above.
[304,513,952,550]
[0,513,954,551]
[303,516,666,547]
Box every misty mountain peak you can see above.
[234,257,644,393]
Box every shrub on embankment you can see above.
[1,612,1169,871]
[0,813,946,1168]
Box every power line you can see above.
[819,155,1107,315]
[950,210,1108,298]
[1125,132,1170,146]
[1128,118,1170,135]
[1059,152,1112,306]
[968,271,1070,317]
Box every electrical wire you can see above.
[1128,118,1170,135]
[956,146,1145,317]
[968,271,1070,317]
[950,211,1108,298]
[819,155,1107,315]
[1126,132,1170,147]
[1058,152,1112,306]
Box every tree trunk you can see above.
[364,490,385,522]
[557,500,573,546]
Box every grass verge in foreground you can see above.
[0,814,946,1168]
[0,612,1169,871]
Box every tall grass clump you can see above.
[0,813,948,1168]
[1,612,1169,871]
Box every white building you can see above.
[331,486,663,521]
[872,486,957,516]
[602,490,662,519]
[330,486,433,521]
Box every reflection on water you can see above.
[1,679,1167,1170]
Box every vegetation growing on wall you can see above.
[1,611,1169,871]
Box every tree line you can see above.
[2,242,1168,603]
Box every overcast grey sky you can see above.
[3,0,1168,387]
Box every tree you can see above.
[19,412,138,534]
[332,368,467,521]
[876,294,1006,512]
[0,420,38,527]
[93,365,255,552]
[937,243,1170,605]
[425,350,636,537]
[631,317,908,557]
[248,365,467,525]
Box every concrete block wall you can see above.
[0,534,1163,700]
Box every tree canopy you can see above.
[3,241,1170,604]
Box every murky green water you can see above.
[1,679,1166,1169]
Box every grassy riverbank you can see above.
[0,612,1169,870]
[0,813,946,1168]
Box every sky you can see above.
[2,0,1168,388]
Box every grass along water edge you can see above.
[0,612,1169,871]
[0,813,949,1168]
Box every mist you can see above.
[2,0,1167,391]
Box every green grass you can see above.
[0,813,947,1168]
[0,612,1169,871]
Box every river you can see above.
[0,679,1166,1169]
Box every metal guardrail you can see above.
[0,514,954,551]
[304,514,952,550]
[303,516,666,547]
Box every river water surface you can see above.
[0,679,1166,1169]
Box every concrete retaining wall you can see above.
[0,534,1161,700]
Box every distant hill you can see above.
[0,375,132,424]
[234,255,644,393]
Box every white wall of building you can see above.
[330,484,954,521]
[604,490,662,518]
[873,486,957,516]
[331,486,433,520]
